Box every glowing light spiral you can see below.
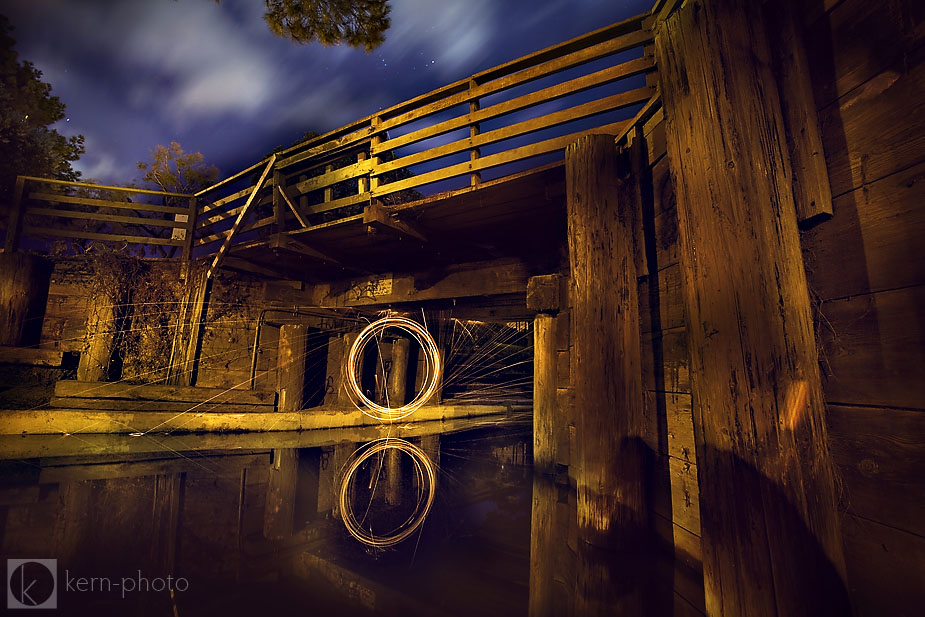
[337,438,436,547]
[344,316,442,421]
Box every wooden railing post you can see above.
[469,79,481,186]
[4,176,26,252]
[323,164,334,204]
[181,196,197,261]
[369,117,382,194]
[357,148,369,194]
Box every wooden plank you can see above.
[20,176,189,198]
[194,215,275,247]
[841,513,925,617]
[26,206,185,228]
[0,346,63,366]
[303,191,370,216]
[221,256,289,279]
[28,192,189,215]
[819,285,925,409]
[378,78,654,176]
[646,391,696,464]
[362,203,427,242]
[377,68,651,155]
[199,182,272,216]
[766,0,833,225]
[653,456,701,536]
[641,327,689,394]
[294,158,373,194]
[804,0,922,109]
[195,157,272,198]
[827,404,925,537]
[54,380,277,405]
[802,161,925,301]
[652,513,704,592]
[378,53,652,145]
[819,57,925,198]
[373,117,636,199]
[22,226,184,247]
[639,262,684,334]
[277,184,308,228]
[48,397,274,413]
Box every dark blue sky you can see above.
[5,0,651,186]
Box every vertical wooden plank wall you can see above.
[798,1,925,615]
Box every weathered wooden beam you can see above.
[207,154,276,281]
[221,256,288,280]
[28,192,189,215]
[526,274,562,314]
[655,1,848,615]
[0,346,62,367]
[566,134,650,613]
[765,0,834,227]
[268,234,344,266]
[362,202,428,242]
[276,184,308,228]
[55,380,276,405]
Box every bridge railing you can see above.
[5,11,657,262]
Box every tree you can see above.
[264,0,391,51]
[137,141,218,195]
[0,15,84,215]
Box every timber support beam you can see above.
[655,0,848,615]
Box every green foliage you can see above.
[137,141,219,195]
[0,15,84,209]
[264,0,391,51]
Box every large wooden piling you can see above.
[277,323,307,412]
[566,134,649,614]
[655,1,848,615]
[0,253,52,347]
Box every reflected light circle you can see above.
[337,438,436,548]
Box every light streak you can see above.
[344,316,442,421]
[337,438,436,548]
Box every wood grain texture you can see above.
[567,134,653,615]
[818,285,925,410]
[803,160,925,301]
[656,1,849,614]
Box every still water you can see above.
[0,414,533,616]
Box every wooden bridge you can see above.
[4,12,658,282]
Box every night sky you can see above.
[4,0,651,187]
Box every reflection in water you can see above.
[338,438,436,548]
[0,417,532,616]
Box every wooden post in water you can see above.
[277,323,307,412]
[654,1,848,615]
[387,337,410,407]
[527,274,562,475]
[566,134,649,615]
[0,252,52,346]
[264,448,298,540]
